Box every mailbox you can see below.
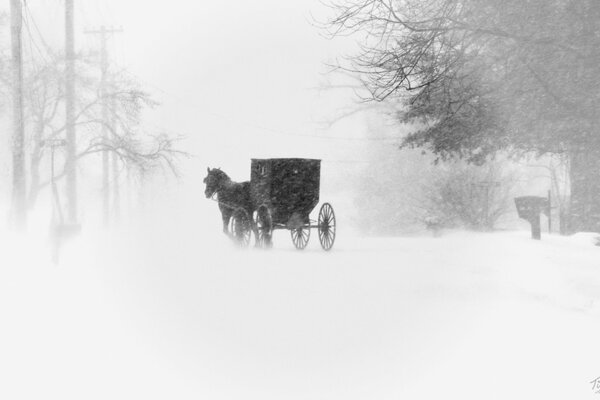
[514,196,549,240]
[515,196,549,220]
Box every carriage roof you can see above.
[251,157,321,167]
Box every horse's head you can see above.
[203,167,228,198]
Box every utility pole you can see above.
[84,26,122,226]
[10,0,26,230]
[65,0,77,224]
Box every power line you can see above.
[22,2,54,61]
[77,0,92,37]
[118,68,401,143]
[21,6,50,65]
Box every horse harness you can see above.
[209,193,245,212]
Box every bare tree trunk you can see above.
[110,90,120,223]
[569,148,600,233]
[547,155,570,235]
[64,0,77,223]
[99,27,109,226]
[27,119,46,209]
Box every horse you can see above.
[203,167,255,239]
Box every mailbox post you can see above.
[515,196,549,240]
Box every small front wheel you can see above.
[291,226,310,250]
[318,203,336,251]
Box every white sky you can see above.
[19,0,367,177]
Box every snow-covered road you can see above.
[1,220,599,400]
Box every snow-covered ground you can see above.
[1,208,599,400]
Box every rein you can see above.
[208,192,242,211]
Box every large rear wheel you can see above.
[318,203,336,251]
[231,208,252,247]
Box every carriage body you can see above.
[250,158,321,227]
[220,158,335,250]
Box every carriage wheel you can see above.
[318,203,336,251]
[291,225,310,250]
[231,208,252,247]
[255,205,273,248]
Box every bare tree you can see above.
[14,54,185,214]
[418,160,518,231]
[322,0,600,232]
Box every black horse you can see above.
[203,167,255,237]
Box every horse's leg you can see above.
[250,208,271,248]
[250,211,260,247]
[221,206,232,236]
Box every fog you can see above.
[1,1,600,400]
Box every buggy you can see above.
[230,158,336,250]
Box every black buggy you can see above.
[230,158,336,250]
